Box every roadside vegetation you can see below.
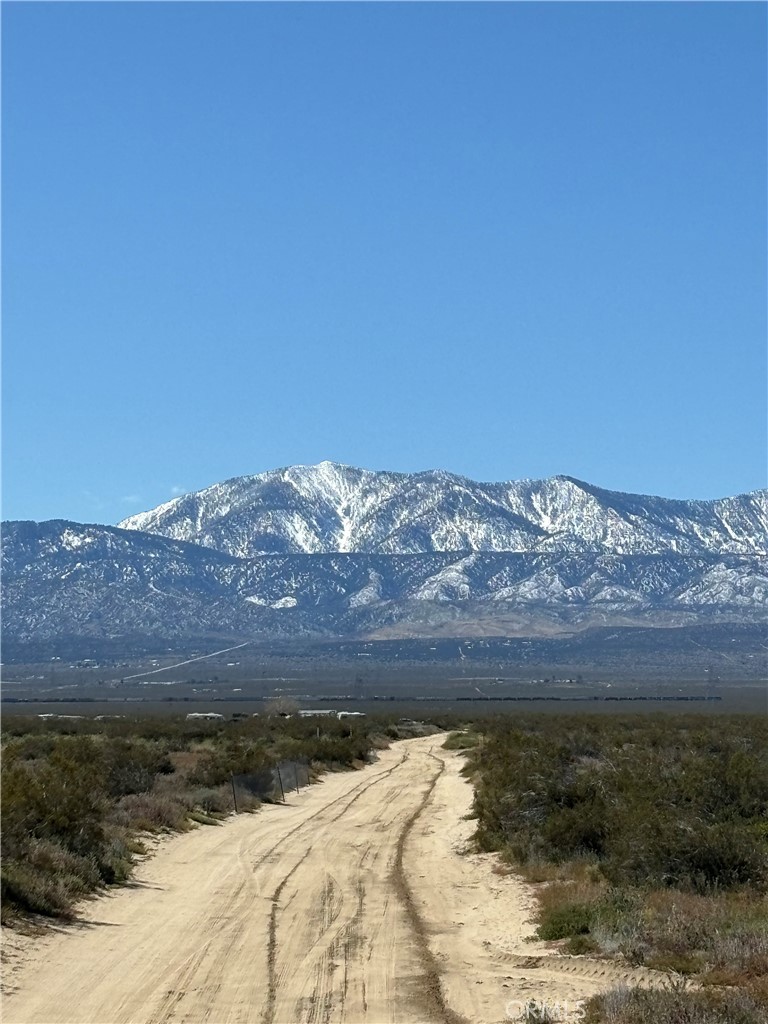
[1,711,439,924]
[5,706,766,1024]
[460,714,768,1023]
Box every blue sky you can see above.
[3,2,765,524]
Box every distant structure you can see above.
[297,709,367,719]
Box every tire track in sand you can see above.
[391,748,469,1024]
[256,748,414,1024]
[263,846,315,1024]
[264,741,453,1024]
[238,746,411,887]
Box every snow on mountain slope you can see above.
[5,467,766,649]
[119,462,767,558]
[3,520,766,645]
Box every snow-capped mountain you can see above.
[3,465,766,652]
[118,462,767,558]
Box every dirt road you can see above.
[3,737,659,1023]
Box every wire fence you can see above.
[231,758,311,810]
[273,758,311,798]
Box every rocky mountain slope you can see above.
[3,517,766,646]
[3,465,766,650]
[118,462,768,558]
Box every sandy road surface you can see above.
[3,737,660,1024]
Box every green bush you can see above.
[469,714,768,892]
[443,731,479,750]
[468,714,768,1021]
[537,901,594,940]
[190,741,274,787]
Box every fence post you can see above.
[231,774,239,814]
[276,765,286,803]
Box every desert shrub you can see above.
[270,729,372,769]
[468,716,768,1019]
[443,731,480,750]
[101,738,174,798]
[190,741,274,787]
[1,859,78,919]
[537,901,594,940]
[542,801,609,859]
[188,787,232,815]
[100,832,136,884]
[0,736,126,919]
[0,837,106,920]
[6,733,59,760]
[470,715,768,892]
[232,790,261,813]
[466,713,768,1021]
[111,792,190,832]
[2,736,109,862]
[585,984,768,1024]
[0,708,398,922]
[25,838,102,889]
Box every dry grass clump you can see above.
[110,792,191,832]
[1,840,102,920]
[586,984,768,1024]
[518,856,604,886]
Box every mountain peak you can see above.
[6,467,767,649]
[117,465,767,559]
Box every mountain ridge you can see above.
[4,464,765,650]
[117,462,767,559]
[3,518,766,647]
